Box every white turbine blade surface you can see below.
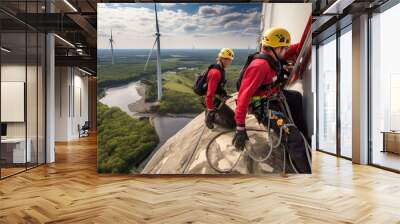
[144,38,157,72]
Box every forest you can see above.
[97,102,159,173]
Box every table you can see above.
[1,138,32,164]
[382,131,400,154]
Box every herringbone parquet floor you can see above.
[1,135,400,224]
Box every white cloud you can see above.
[182,24,199,32]
[159,3,176,7]
[243,27,260,34]
[198,5,233,16]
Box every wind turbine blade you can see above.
[154,3,160,33]
[144,38,157,72]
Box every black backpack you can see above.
[236,52,287,92]
[193,64,225,96]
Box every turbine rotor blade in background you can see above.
[144,38,157,72]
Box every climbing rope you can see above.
[205,128,269,174]
[206,125,312,174]
[205,92,312,174]
[206,127,290,174]
[182,125,207,174]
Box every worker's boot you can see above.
[285,127,311,173]
[214,104,236,130]
[265,110,311,174]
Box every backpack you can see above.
[193,64,225,96]
[236,52,287,92]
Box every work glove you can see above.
[205,109,216,129]
[219,90,231,101]
[283,62,294,75]
[232,125,249,151]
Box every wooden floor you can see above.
[1,135,400,223]
[372,151,400,171]
[1,167,26,178]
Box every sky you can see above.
[97,3,262,49]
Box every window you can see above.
[339,28,352,158]
[317,36,337,154]
[0,1,47,179]
[370,2,400,171]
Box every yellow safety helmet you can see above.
[218,48,234,60]
[261,27,291,48]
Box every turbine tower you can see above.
[144,3,162,101]
[109,29,115,65]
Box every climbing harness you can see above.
[205,92,312,175]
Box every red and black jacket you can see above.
[205,64,226,110]
[234,43,301,126]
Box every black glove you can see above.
[205,109,216,129]
[220,89,228,98]
[232,126,249,151]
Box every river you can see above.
[99,81,141,116]
[99,81,194,168]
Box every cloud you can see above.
[224,21,245,30]
[113,24,127,30]
[159,3,176,7]
[182,24,198,32]
[198,5,232,16]
[98,3,135,9]
[243,27,260,35]
[214,12,247,24]
[193,33,209,38]
[97,30,109,38]
[206,11,260,32]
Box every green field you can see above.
[164,71,194,94]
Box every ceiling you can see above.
[0,0,98,74]
[0,0,397,75]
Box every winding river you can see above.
[99,81,194,167]
[99,81,141,116]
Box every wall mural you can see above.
[97,2,312,175]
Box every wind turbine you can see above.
[144,3,162,101]
[109,29,115,65]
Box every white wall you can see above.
[261,3,311,43]
[55,66,69,141]
[72,72,89,138]
[1,63,46,164]
[1,65,41,137]
[1,65,26,138]
[55,67,89,141]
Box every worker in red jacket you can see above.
[232,27,311,173]
[204,48,236,130]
